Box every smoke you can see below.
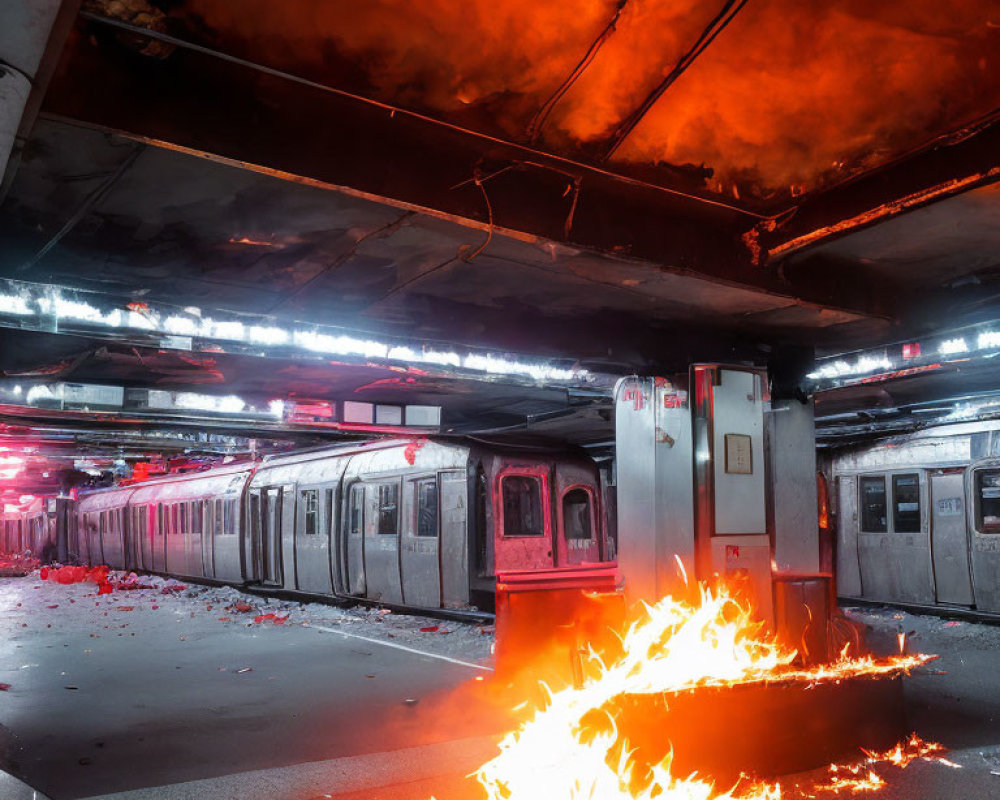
[182,0,999,199]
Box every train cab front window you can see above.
[501,476,544,537]
[977,469,1000,533]
[892,474,921,533]
[562,488,593,541]
[860,476,887,532]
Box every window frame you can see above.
[975,467,1000,534]
[414,476,439,539]
[858,474,889,533]
[302,488,319,536]
[348,483,364,536]
[376,482,400,536]
[497,469,549,539]
[891,473,922,534]
[560,485,596,542]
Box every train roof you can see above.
[77,459,256,503]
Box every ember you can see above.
[476,582,941,800]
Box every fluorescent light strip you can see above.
[0,280,586,385]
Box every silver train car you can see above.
[826,421,1000,613]
[66,437,613,611]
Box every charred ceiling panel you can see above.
[180,0,999,206]
[32,7,947,321]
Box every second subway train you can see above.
[827,420,1000,613]
[73,437,614,610]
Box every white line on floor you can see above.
[310,624,494,672]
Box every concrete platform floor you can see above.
[0,575,500,800]
[5,573,1000,800]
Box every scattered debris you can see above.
[254,613,288,625]
[235,667,253,674]
[419,625,440,633]
[0,683,11,691]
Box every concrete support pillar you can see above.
[768,397,820,573]
[0,0,66,181]
[614,377,694,604]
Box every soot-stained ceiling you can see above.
[0,0,998,462]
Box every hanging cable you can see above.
[526,1,629,144]
[603,0,749,160]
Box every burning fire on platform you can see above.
[475,581,950,800]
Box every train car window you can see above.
[892,474,921,533]
[502,476,544,537]
[977,470,1000,533]
[214,500,223,536]
[377,483,399,535]
[416,479,438,538]
[325,488,335,535]
[191,502,202,536]
[859,476,888,532]
[349,485,364,534]
[229,499,238,534]
[99,512,106,538]
[302,490,319,535]
[562,488,593,541]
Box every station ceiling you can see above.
[0,0,998,470]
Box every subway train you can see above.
[826,420,1000,614]
[51,438,613,611]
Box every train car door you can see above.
[345,483,365,595]
[279,485,297,589]
[836,476,863,597]
[400,475,441,608]
[254,487,284,585]
[929,471,974,605]
[440,470,470,608]
[132,505,152,571]
[201,500,216,580]
[295,487,333,594]
[969,465,1000,613]
[493,466,554,572]
[362,480,403,603]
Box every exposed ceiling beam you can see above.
[760,110,1000,262]
[34,12,894,322]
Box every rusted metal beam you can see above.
[760,110,1000,262]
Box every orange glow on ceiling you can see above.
[183,0,999,203]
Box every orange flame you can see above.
[475,582,937,800]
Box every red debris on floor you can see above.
[40,565,113,594]
[253,613,288,625]
[0,556,37,578]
